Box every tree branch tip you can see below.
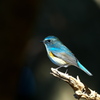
[51,67,57,72]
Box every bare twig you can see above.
[50,68,100,100]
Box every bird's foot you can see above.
[56,66,62,70]
[65,69,68,74]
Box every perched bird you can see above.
[43,36,92,76]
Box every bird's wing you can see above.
[51,48,77,66]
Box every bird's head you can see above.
[43,36,61,47]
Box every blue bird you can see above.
[43,36,92,76]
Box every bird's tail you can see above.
[77,61,93,76]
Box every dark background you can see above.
[0,0,100,100]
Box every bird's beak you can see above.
[40,41,44,43]
[40,41,43,43]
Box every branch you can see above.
[50,68,100,100]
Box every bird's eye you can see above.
[47,40,51,42]
[44,40,51,44]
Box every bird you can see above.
[43,36,93,76]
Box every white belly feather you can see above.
[48,51,66,66]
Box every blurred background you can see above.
[0,0,100,100]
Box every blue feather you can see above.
[77,61,93,76]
